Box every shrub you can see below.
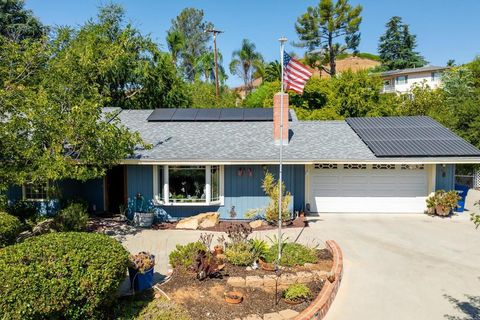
[262,171,291,223]
[249,238,269,260]
[55,202,89,231]
[0,212,22,247]
[0,232,129,319]
[225,242,254,266]
[169,241,207,269]
[283,283,311,302]
[265,242,318,267]
[6,200,37,223]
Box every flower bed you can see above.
[158,226,336,320]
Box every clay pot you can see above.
[214,245,224,255]
[435,205,450,216]
[259,259,275,272]
[299,211,305,218]
[224,291,243,304]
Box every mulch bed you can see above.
[160,250,332,320]
[153,217,308,231]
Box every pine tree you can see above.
[378,16,426,70]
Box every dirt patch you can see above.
[160,251,332,320]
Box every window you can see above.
[169,166,206,203]
[343,164,367,170]
[23,182,48,201]
[314,164,338,169]
[395,75,408,85]
[156,165,223,205]
[372,164,396,170]
[431,72,441,82]
[211,166,220,202]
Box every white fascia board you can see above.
[120,157,480,165]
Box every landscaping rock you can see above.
[263,312,283,320]
[243,315,263,320]
[278,273,297,286]
[245,276,264,287]
[327,271,336,283]
[249,219,264,229]
[278,309,299,319]
[175,212,219,230]
[312,270,328,279]
[263,275,278,287]
[227,276,245,287]
[296,271,313,283]
[303,262,317,269]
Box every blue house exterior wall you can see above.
[435,164,455,191]
[5,179,105,213]
[125,164,305,220]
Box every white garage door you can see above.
[310,164,428,213]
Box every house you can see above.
[380,65,449,94]
[6,94,480,217]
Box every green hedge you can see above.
[0,232,129,319]
[0,212,22,248]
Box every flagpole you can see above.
[277,37,287,265]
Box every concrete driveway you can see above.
[121,196,480,320]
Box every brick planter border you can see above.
[294,240,343,320]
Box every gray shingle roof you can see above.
[380,65,448,77]
[115,110,375,161]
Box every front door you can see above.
[105,165,126,214]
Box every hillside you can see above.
[314,54,381,78]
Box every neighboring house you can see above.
[6,95,480,217]
[380,65,449,94]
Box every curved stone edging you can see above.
[294,240,343,320]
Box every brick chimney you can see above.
[273,92,289,145]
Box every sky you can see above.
[26,0,480,87]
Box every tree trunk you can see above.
[328,33,336,76]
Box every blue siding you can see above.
[6,186,22,201]
[127,165,153,200]
[435,164,455,191]
[126,164,305,220]
[6,179,104,213]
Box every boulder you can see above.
[175,212,219,230]
[249,219,264,229]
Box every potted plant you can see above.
[128,251,155,292]
[434,190,461,216]
[224,291,243,304]
[131,193,154,227]
[282,283,311,305]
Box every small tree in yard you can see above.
[262,171,291,224]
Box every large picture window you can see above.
[169,166,206,203]
[155,165,223,205]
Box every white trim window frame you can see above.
[22,182,49,202]
[153,165,224,206]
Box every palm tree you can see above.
[195,51,227,84]
[229,39,263,92]
[263,61,281,82]
[166,30,185,65]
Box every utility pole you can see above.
[205,29,223,98]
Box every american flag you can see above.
[283,52,313,94]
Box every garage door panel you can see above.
[310,167,428,213]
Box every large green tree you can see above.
[168,8,213,81]
[229,39,263,93]
[56,5,190,110]
[0,0,45,41]
[295,0,362,76]
[0,35,144,189]
[378,16,427,70]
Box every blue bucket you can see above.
[128,267,154,292]
[454,184,470,213]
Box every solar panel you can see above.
[220,108,244,121]
[243,108,273,121]
[195,109,221,121]
[346,116,480,157]
[147,109,176,121]
[170,109,199,121]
